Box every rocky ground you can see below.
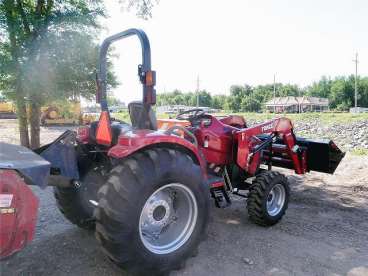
[246,117,368,152]
[1,118,368,276]
[294,120,368,151]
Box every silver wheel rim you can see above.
[266,184,286,216]
[139,183,198,254]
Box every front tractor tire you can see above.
[95,148,209,275]
[247,171,290,226]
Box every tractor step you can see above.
[212,187,231,208]
[210,184,230,208]
[207,176,231,208]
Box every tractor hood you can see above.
[0,143,50,188]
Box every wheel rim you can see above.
[266,184,286,216]
[139,183,198,254]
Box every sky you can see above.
[101,0,368,104]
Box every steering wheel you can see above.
[176,108,206,121]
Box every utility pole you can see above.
[273,74,276,113]
[353,52,359,109]
[196,75,200,107]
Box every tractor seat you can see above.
[89,121,132,145]
[128,101,157,130]
[219,115,247,129]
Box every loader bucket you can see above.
[295,137,345,174]
[258,135,345,174]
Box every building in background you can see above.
[265,97,329,113]
[350,107,368,113]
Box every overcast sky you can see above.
[101,0,368,104]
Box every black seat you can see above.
[89,121,132,145]
[128,101,157,130]
[89,101,156,145]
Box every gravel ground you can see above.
[1,119,368,276]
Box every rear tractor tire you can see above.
[247,171,290,226]
[95,148,209,275]
[54,169,106,230]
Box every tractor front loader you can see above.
[0,29,344,275]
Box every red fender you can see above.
[108,129,207,177]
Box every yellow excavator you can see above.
[0,101,17,119]
[40,101,82,125]
[40,101,98,126]
[0,99,96,125]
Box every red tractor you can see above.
[0,29,344,275]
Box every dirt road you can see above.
[1,120,368,276]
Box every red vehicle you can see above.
[0,29,344,275]
[0,143,49,259]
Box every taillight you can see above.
[77,126,90,143]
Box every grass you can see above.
[351,147,368,156]
[111,112,131,122]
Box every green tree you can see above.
[226,84,253,112]
[358,77,368,107]
[306,76,332,98]
[0,0,153,148]
[197,90,212,107]
[156,75,368,112]
[277,84,301,97]
[329,77,354,110]
[241,97,261,112]
[212,94,226,110]
[0,0,105,148]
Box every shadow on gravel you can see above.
[1,228,125,276]
[287,175,368,214]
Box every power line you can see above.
[196,74,200,107]
[273,74,276,113]
[353,52,359,108]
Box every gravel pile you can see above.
[247,118,368,151]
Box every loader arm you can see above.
[236,117,306,175]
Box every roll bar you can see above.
[96,28,156,111]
